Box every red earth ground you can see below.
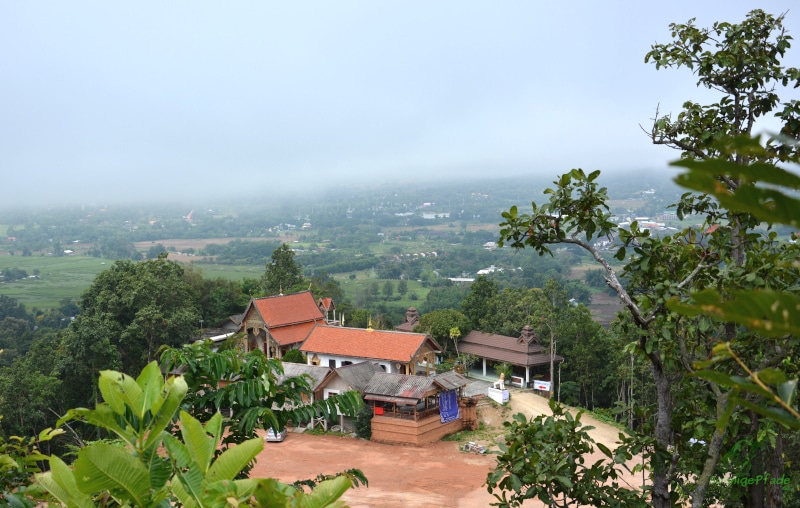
[249,389,644,508]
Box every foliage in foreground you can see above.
[486,399,646,508]
[35,362,358,507]
[159,340,364,465]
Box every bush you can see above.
[282,348,305,364]
[354,401,373,440]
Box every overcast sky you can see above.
[1,1,798,207]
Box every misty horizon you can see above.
[2,2,796,208]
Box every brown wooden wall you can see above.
[371,414,463,446]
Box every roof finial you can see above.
[279,284,283,296]
[367,317,374,332]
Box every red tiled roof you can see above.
[300,326,441,363]
[318,297,335,311]
[458,330,564,367]
[270,321,318,346]
[251,291,325,328]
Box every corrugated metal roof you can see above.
[433,371,470,391]
[278,363,332,389]
[335,361,384,392]
[363,372,435,401]
[363,394,419,404]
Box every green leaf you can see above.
[143,375,188,452]
[179,411,220,474]
[35,456,95,508]
[60,405,135,444]
[98,369,144,418]
[595,442,612,459]
[777,380,798,408]
[668,289,800,337]
[73,444,152,507]
[207,437,263,483]
[758,368,787,385]
[297,476,352,508]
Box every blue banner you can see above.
[439,389,459,423]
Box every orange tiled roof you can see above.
[300,326,441,363]
[251,291,325,328]
[270,321,318,346]
[318,297,335,311]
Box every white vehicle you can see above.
[265,428,287,442]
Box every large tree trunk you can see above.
[650,354,674,508]
[767,428,784,508]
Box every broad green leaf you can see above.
[136,361,168,416]
[169,464,206,508]
[60,405,135,444]
[179,411,220,473]
[35,456,95,508]
[73,443,151,506]
[143,375,188,452]
[297,476,352,508]
[207,436,263,482]
[98,369,144,418]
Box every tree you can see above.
[261,244,306,296]
[414,309,471,356]
[422,285,468,314]
[0,296,28,322]
[182,265,249,327]
[381,280,394,299]
[498,11,799,507]
[58,256,200,411]
[460,275,499,329]
[397,278,408,297]
[159,341,363,464]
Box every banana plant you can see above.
[35,362,354,507]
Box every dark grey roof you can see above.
[363,373,435,404]
[335,361,384,392]
[458,330,564,367]
[279,363,332,390]
[433,370,470,391]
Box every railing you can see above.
[386,406,440,421]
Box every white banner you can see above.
[533,380,551,392]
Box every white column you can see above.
[482,358,487,377]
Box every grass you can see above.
[184,262,264,281]
[335,273,428,303]
[441,422,502,444]
[0,255,114,308]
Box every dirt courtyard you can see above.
[249,433,497,507]
[248,390,644,508]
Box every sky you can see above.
[1,1,798,207]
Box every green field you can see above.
[0,255,115,309]
[184,262,264,281]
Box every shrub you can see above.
[354,401,373,440]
